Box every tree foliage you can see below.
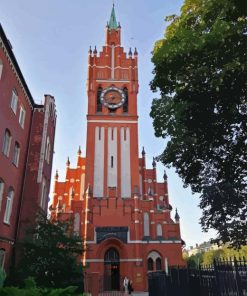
[0,277,82,296]
[184,245,247,266]
[7,212,84,291]
[150,0,247,248]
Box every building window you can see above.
[147,258,153,271]
[148,251,162,272]
[144,212,150,237]
[123,87,128,113]
[157,224,162,237]
[40,179,47,210]
[111,156,114,168]
[0,59,3,79]
[45,137,51,164]
[74,213,80,236]
[156,258,162,271]
[4,187,14,224]
[0,179,4,211]
[2,129,12,157]
[0,249,5,269]
[19,106,26,128]
[97,87,103,112]
[10,90,18,114]
[13,142,20,167]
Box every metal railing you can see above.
[148,257,247,296]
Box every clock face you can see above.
[100,86,126,109]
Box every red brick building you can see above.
[51,6,184,293]
[0,24,56,272]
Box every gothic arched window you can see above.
[147,258,153,271]
[97,87,103,112]
[144,212,150,237]
[156,257,162,271]
[123,87,128,113]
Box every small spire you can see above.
[128,48,132,56]
[142,146,146,156]
[152,157,156,168]
[78,146,81,156]
[88,46,92,55]
[134,47,138,56]
[175,208,180,223]
[163,169,167,182]
[108,3,118,30]
[93,46,97,55]
[55,170,59,180]
[66,157,70,167]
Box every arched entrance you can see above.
[104,247,120,291]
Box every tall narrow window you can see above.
[2,129,12,157]
[40,179,47,210]
[19,106,26,128]
[13,142,20,167]
[0,179,4,211]
[156,258,162,271]
[144,212,150,237]
[74,213,80,236]
[97,87,103,112]
[0,249,5,269]
[157,224,162,237]
[0,59,3,79]
[123,87,128,113]
[10,89,18,114]
[111,156,114,168]
[4,187,14,224]
[147,258,153,271]
[45,137,51,164]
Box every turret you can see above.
[106,4,121,45]
[175,208,180,223]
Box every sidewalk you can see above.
[132,293,149,296]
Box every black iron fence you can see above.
[148,257,247,296]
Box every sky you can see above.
[0,0,216,248]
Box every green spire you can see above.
[108,4,118,30]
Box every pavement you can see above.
[132,293,149,296]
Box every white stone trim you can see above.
[88,120,137,124]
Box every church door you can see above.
[104,248,120,291]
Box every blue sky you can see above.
[0,0,216,247]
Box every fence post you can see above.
[213,259,221,295]
[234,256,244,296]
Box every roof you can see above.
[0,23,37,107]
[108,4,118,30]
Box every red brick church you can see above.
[51,5,184,293]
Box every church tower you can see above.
[86,4,139,199]
[52,6,184,295]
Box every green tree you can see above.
[7,212,84,291]
[150,0,247,248]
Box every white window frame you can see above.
[0,179,4,211]
[4,188,14,224]
[13,142,20,167]
[19,106,26,128]
[10,90,18,114]
[2,129,12,157]
[0,249,5,269]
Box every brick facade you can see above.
[0,24,56,272]
[51,6,184,293]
